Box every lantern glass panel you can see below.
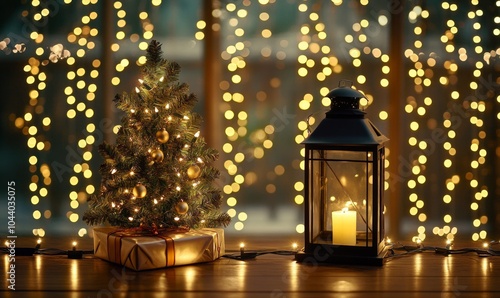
[309,149,374,247]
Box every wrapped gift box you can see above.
[93,227,225,271]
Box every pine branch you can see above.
[146,40,163,67]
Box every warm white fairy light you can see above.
[14,0,104,236]
[10,1,496,239]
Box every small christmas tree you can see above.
[83,40,230,233]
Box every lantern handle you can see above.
[338,79,354,88]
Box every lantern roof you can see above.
[303,80,388,147]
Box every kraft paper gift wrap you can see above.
[93,227,225,271]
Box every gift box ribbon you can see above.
[106,227,188,267]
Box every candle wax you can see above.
[331,210,357,245]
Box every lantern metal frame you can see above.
[295,81,390,266]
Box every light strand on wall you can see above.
[218,1,252,232]
[403,4,435,244]
[464,0,489,242]
[64,0,101,238]
[16,1,62,239]
[404,0,496,243]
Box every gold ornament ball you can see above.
[175,201,189,215]
[132,184,147,198]
[151,149,164,163]
[187,165,201,179]
[156,130,169,143]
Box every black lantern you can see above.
[296,80,390,266]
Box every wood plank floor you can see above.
[2,235,500,297]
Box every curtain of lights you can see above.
[3,0,499,242]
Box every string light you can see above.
[68,241,83,259]
[10,1,497,240]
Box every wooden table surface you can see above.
[2,235,500,298]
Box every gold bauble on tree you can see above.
[132,183,147,198]
[187,165,201,179]
[151,149,164,163]
[175,201,189,215]
[156,129,169,143]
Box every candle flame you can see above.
[341,207,349,213]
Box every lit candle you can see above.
[331,208,356,245]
